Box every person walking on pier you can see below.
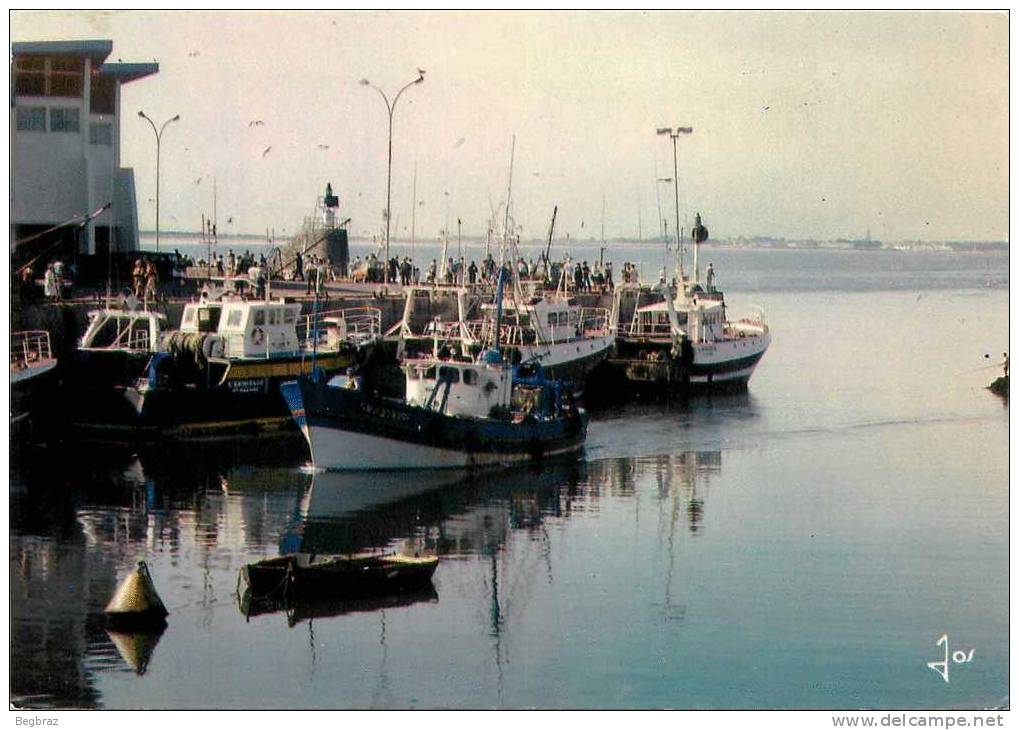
[43,262,58,301]
[468,260,478,285]
[295,252,305,281]
[144,260,159,304]
[132,259,145,298]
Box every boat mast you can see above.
[411,159,417,252]
[500,135,516,270]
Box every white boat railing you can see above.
[11,330,53,370]
[300,306,383,347]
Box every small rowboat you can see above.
[239,552,438,601]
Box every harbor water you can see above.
[10,247,1008,709]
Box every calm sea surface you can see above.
[11,248,1009,709]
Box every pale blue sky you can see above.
[11,11,1009,241]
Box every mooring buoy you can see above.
[104,560,169,630]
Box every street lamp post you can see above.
[656,126,693,280]
[138,111,180,253]
[360,71,425,283]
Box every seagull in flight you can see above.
[249,120,264,127]
[262,146,272,158]
[454,137,466,149]
[188,51,200,57]
[194,176,202,185]
[317,144,330,150]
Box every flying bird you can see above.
[249,120,264,127]
[762,105,770,111]
[194,176,203,185]
[261,146,272,158]
[454,137,466,148]
[188,51,200,57]
[317,144,329,150]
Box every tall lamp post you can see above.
[656,126,693,279]
[138,111,180,253]
[360,71,425,283]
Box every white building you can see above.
[11,39,158,261]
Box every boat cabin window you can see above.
[463,369,479,385]
[197,307,221,333]
[284,309,296,324]
[423,365,436,380]
[225,309,243,328]
[253,310,265,326]
[182,308,196,324]
[438,366,461,383]
[268,309,278,326]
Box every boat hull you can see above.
[599,330,770,397]
[68,352,356,440]
[283,375,588,471]
[240,553,439,601]
[515,334,615,382]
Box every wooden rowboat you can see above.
[239,552,438,601]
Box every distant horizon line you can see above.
[139,230,1009,247]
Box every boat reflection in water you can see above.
[237,583,439,629]
[12,431,725,708]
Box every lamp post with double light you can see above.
[138,111,180,253]
[656,126,693,279]
[359,71,425,283]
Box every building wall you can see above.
[11,54,142,255]
[11,93,90,227]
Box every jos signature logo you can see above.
[927,634,974,683]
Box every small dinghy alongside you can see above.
[239,552,439,601]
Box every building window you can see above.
[90,75,115,114]
[14,55,84,98]
[89,122,112,145]
[14,56,46,95]
[15,106,46,131]
[50,108,80,133]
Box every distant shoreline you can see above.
[140,231,1009,253]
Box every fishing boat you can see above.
[239,552,439,601]
[285,272,587,469]
[389,285,614,383]
[283,350,587,470]
[607,214,770,394]
[69,292,383,438]
[10,329,58,438]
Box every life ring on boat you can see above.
[251,327,265,346]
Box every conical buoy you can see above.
[106,628,165,675]
[104,561,169,630]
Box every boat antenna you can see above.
[500,135,516,269]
